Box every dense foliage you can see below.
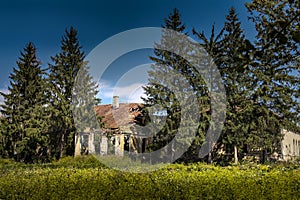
[48,27,99,159]
[142,9,206,163]
[0,43,48,163]
[1,156,300,199]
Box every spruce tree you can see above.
[246,0,299,125]
[142,8,186,161]
[245,0,300,161]
[142,9,208,162]
[0,116,7,157]
[217,8,253,164]
[72,61,100,132]
[48,27,100,158]
[48,27,85,158]
[192,24,226,163]
[0,42,48,163]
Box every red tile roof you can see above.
[95,103,144,129]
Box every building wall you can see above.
[281,129,300,161]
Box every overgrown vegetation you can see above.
[0,156,300,199]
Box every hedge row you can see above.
[0,158,300,199]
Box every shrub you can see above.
[0,158,300,199]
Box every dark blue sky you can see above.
[0,0,253,104]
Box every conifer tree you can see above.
[143,9,208,162]
[246,0,299,121]
[245,0,300,161]
[0,43,48,163]
[72,61,100,132]
[48,27,85,158]
[142,9,186,161]
[192,24,226,163]
[48,27,100,158]
[0,116,7,157]
[216,8,253,164]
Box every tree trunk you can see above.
[208,140,212,164]
[208,152,212,164]
[59,132,65,159]
[261,149,266,164]
[234,145,238,164]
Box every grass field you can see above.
[0,156,300,199]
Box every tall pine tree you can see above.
[143,9,209,162]
[217,8,253,164]
[48,26,100,159]
[192,24,226,163]
[246,0,299,127]
[48,27,85,158]
[0,42,48,163]
[142,8,187,162]
[245,0,300,161]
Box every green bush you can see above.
[0,158,300,199]
[52,155,107,169]
[0,158,16,166]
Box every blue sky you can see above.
[0,0,254,104]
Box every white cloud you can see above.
[95,64,151,104]
[0,88,8,105]
[114,83,147,103]
[98,80,147,104]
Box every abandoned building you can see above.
[75,96,150,157]
[281,129,300,161]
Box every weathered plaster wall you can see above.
[281,129,300,161]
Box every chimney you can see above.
[112,96,119,109]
